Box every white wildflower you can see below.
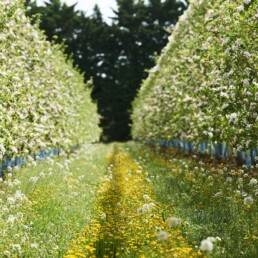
[29,176,39,183]
[13,166,20,172]
[143,194,149,200]
[7,197,16,205]
[167,216,181,227]
[11,244,21,252]
[244,196,253,205]
[157,230,169,241]
[200,238,214,252]
[142,203,150,213]
[7,215,16,224]
[13,179,21,186]
[39,172,46,178]
[228,113,238,124]
[237,5,244,11]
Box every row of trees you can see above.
[25,0,187,142]
[132,0,258,157]
[0,0,100,160]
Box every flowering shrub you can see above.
[0,0,100,160]
[132,0,258,152]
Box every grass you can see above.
[0,143,112,257]
[1,142,258,257]
[125,142,258,258]
[66,145,203,258]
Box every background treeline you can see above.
[25,0,188,142]
[0,0,100,161]
[132,0,258,159]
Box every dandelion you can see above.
[14,190,25,200]
[39,172,46,178]
[13,179,21,186]
[167,216,181,227]
[7,215,16,224]
[244,196,253,205]
[143,194,149,200]
[157,230,169,241]
[29,176,39,183]
[11,244,21,252]
[237,5,244,11]
[142,203,151,213]
[200,238,214,252]
[13,166,20,172]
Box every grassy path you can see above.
[65,146,202,257]
[2,143,257,257]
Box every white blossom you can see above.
[200,239,214,252]
[244,196,254,205]
[167,217,181,227]
[157,230,169,241]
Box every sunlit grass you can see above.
[126,142,258,258]
[0,144,112,257]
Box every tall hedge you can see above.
[0,0,100,160]
[132,0,258,152]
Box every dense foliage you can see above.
[25,0,187,141]
[132,0,258,153]
[0,0,100,160]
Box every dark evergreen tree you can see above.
[25,0,187,142]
